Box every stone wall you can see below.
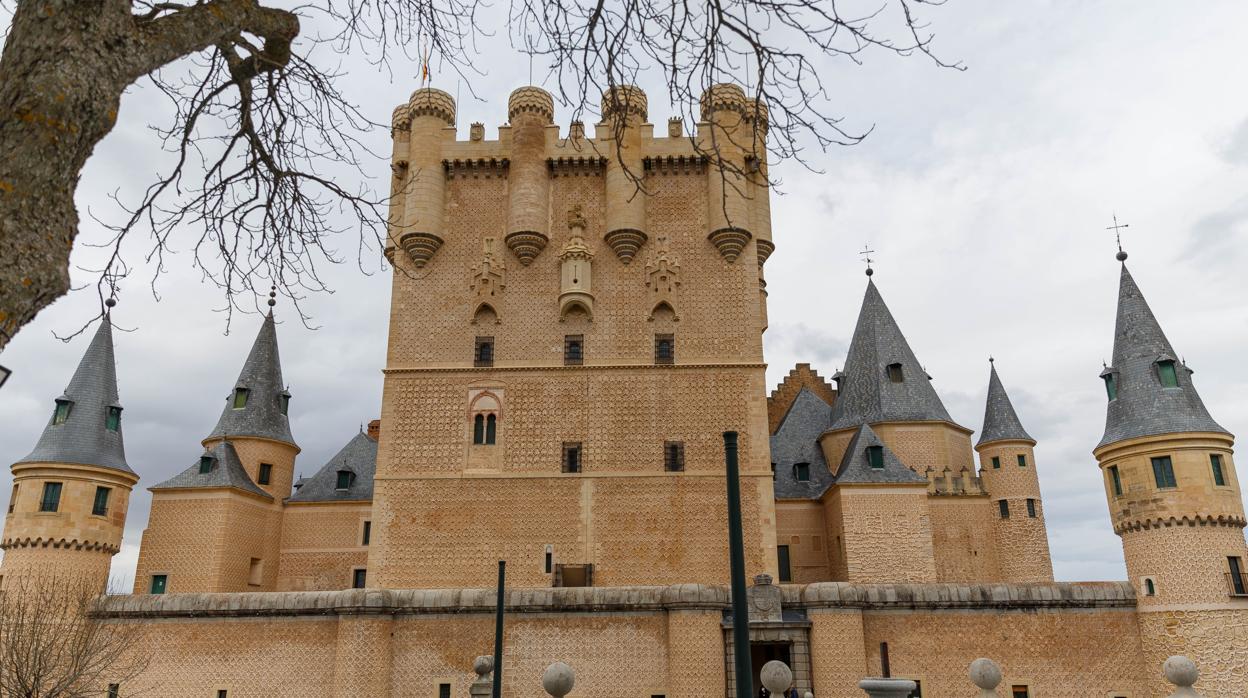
[826,486,935,583]
[927,495,1000,582]
[774,500,832,583]
[276,501,371,591]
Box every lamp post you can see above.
[723,431,754,698]
[491,560,506,698]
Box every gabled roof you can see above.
[767,364,837,435]
[827,279,958,431]
[18,318,133,475]
[770,388,835,499]
[287,431,378,502]
[1098,264,1229,448]
[977,361,1034,446]
[151,440,271,499]
[208,311,296,446]
[835,424,927,484]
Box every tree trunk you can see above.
[0,0,134,351]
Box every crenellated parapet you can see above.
[507,86,555,123]
[408,87,456,125]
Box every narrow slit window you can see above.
[1144,578,1155,596]
[92,486,111,517]
[562,442,583,473]
[232,387,249,409]
[52,398,72,425]
[474,336,495,367]
[362,521,371,546]
[108,684,120,698]
[1229,557,1247,596]
[1157,360,1179,388]
[777,545,792,583]
[485,414,497,444]
[544,545,553,574]
[886,363,904,383]
[664,441,685,472]
[247,558,263,586]
[1151,456,1177,489]
[1108,465,1123,496]
[794,462,810,482]
[39,482,62,513]
[1026,498,1037,518]
[473,414,485,444]
[439,685,451,698]
[654,334,675,365]
[1017,454,1027,467]
[352,568,367,589]
[866,445,885,469]
[7,484,17,514]
[105,406,122,432]
[564,335,584,365]
[998,499,1010,519]
[991,456,1001,470]
[150,574,167,594]
[1211,454,1227,486]
[258,463,273,485]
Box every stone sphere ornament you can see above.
[472,655,493,679]
[1164,655,1200,696]
[969,658,1002,689]
[760,659,793,695]
[541,661,575,697]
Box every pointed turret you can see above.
[209,311,295,445]
[977,361,1034,447]
[1098,265,1228,448]
[18,316,132,474]
[828,279,957,431]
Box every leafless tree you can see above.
[0,0,959,351]
[0,576,151,697]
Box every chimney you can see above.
[367,419,381,440]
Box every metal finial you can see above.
[104,296,117,309]
[859,244,876,276]
[988,355,994,364]
[268,285,277,307]
[1106,214,1129,262]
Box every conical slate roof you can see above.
[151,440,271,499]
[828,279,957,431]
[1098,264,1228,448]
[835,424,926,484]
[288,431,378,502]
[18,318,133,474]
[208,311,295,445]
[977,362,1034,446]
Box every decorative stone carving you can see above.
[398,231,444,268]
[708,227,752,262]
[471,237,506,301]
[408,88,456,125]
[756,238,775,267]
[505,231,548,266]
[558,206,595,320]
[668,117,683,138]
[604,228,647,264]
[760,660,793,696]
[601,85,648,122]
[569,121,585,140]
[469,656,494,698]
[645,234,680,320]
[469,122,485,141]
[1164,656,1201,697]
[747,573,783,622]
[508,86,555,123]
[858,679,917,698]
[541,662,575,698]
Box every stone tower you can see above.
[2,315,139,592]
[371,83,777,589]
[974,360,1054,582]
[134,309,298,593]
[1092,260,1248,696]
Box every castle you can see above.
[3,83,1247,697]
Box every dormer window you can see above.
[232,387,250,409]
[1156,359,1179,388]
[105,406,122,432]
[1102,372,1118,401]
[199,455,216,474]
[280,390,291,416]
[866,445,884,469]
[794,462,810,482]
[52,398,73,425]
[336,470,355,490]
[886,363,904,383]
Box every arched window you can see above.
[1144,578,1156,596]
[473,414,486,445]
[486,414,497,445]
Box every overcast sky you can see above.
[2,1,1247,590]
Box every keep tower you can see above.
[974,360,1053,582]
[2,310,139,592]
[1092,257,1248,696]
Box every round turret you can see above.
[507,86,554,124]
[408,87,456,125]
[601,84,648,122]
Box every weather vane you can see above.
[1106,214,1129,261]
[859,244,876,277]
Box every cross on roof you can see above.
[859,245,876,276]
[1106,214,1129,260]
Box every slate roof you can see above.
[834,424,927,484]
[827,280,960,431]
[977,362,1035,446]
[208,311,296,445]
[770,388,835,499]
[1098,264,1229,448]
[151,440,271,499]
[17,318,133,474]
[287,431,378,502]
